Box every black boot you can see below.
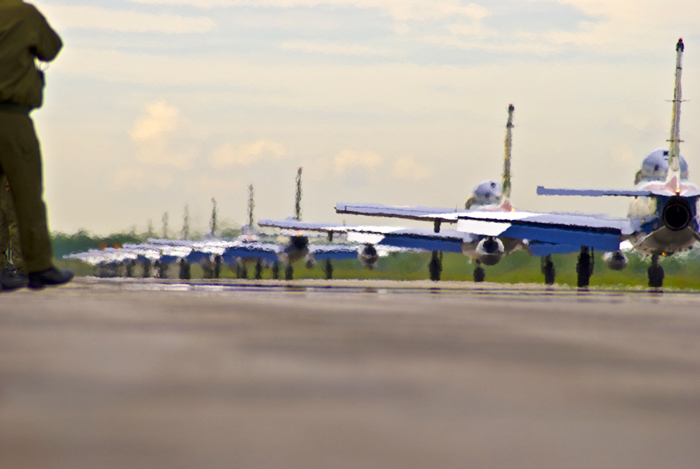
[28,267,74,290]
[1,268,28,292]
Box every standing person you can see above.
[0,0,72,290]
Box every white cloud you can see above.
[392,156,431,181]
[130,101,180,141]
[210,140,288,168]
[129,101,197,168]
[281,41,390,56]
[129,0,489,21]
[42,5,216,34]
[520,0,700,53]
[112,167,174,189]
[446,21,497,38]
[334,149,382,174]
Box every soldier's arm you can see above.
[28,5,62,62]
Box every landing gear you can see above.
[271,262,280,280]
[323,259,333,280]
[179,259,191,280]
[541,255,555,285]
[576,246,593,288]
[648,254,664,289]
[142,259,152,278]
[285,264,294,280]
[202,259,214,279]
[125,260,135,278]
[156,260,168,279]
[473,260,485,283]
[236,263,247,279]
[254,259,263,280]
[214,255,222,278]
[429,251,443,282]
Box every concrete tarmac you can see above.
[1,278,700,468]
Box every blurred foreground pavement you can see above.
[1,278,700,469]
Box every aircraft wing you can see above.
[309,244,360,261]
[335,203,467,223]
[377,228,475,253]
[65,248,137,265]
[454,210,633,251]
[222,243,281,263]
[537,186,700,199]
[260,218,476,253]
[258,218,410,235]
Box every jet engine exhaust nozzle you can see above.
[662,196,692,231]
[475,237,505,266]
[358,244,379,270]
[602,250,628,271]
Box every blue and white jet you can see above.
[337,39,698,288]
[261,104,565,282]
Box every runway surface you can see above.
[1,278,700,468]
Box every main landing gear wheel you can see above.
[254,260,263,280]
[179,260,191,280]
[236,264,247,279]
[576,246,592,288]
[541,255,555,285]
[285,264,294,281]
[323,259,333,280]
[429,251,443,282]
[271,262,280,280]
[473,260,485,283]
[648,254,665,289]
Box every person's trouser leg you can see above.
[0,198,9,270]
[0,112,53,273]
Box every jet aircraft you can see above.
[337,39,697,288]
[261,104,567,282]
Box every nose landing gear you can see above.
[541,255,555,285]
[648,254,664,289]
[473,260,485,283]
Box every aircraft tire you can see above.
[285,264,294,281]
[473,266,485,283]
[255,260,263,280]
[542,256,555,285]
[648,264,664,288]
[271,262,280,280]
[576,248,591,288]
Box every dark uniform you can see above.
[0,174,25,273]
[0,1,71,289]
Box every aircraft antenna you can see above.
[502,104,514,201]
[248,184,255,231]
[295,167,302,221]
[667,38,684,191]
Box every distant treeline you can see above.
[51,230,147,259]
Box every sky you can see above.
[28,0,700,235]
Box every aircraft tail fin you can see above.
[500,104,514,203]
[248,184,256,231]
[295,167,302,221]
[666,38,684,193]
